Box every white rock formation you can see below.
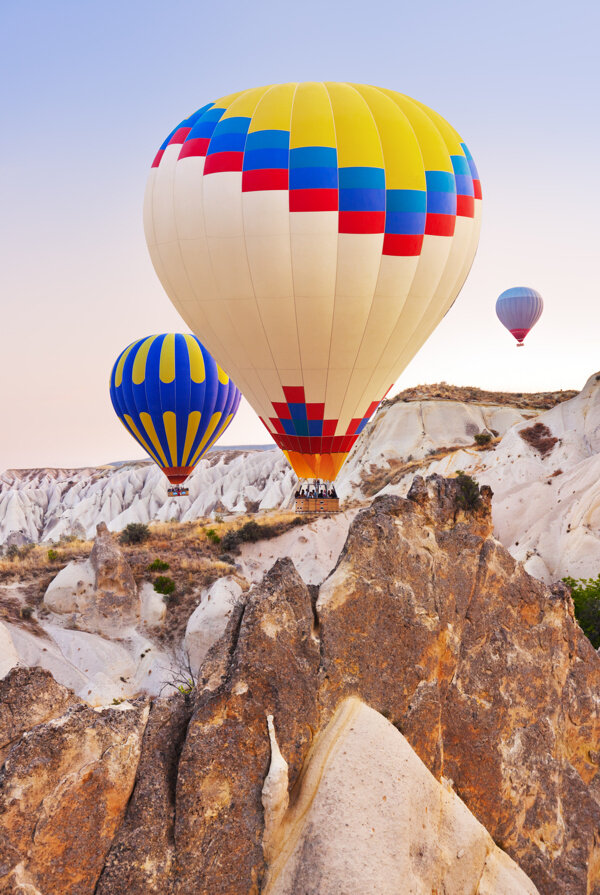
[238,511,356,587]
[184,576,244,675]
[43,559,96,615]
[3,374,600,585]
[262,714,290,865]
[374,372,600,582]
[339,398,538,499]
[263,697,539,895]
[0,449,294,545]
[1,617,177,705]
[0,622,19,679]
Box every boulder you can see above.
[0,699,149,894]
[263,697,539,895]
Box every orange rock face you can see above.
[316,477,600,895]
[0,475,598,894]
[0,699,149,893]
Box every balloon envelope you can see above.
[109,334,241,484]
[144,82,482,479]
[496,287,543,345]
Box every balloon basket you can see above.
[168,486,190,498]
[295,497,340,514]
[516,342,524,348]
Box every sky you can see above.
[1,0,599,470]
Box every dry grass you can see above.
[519,422,559,458]
[360,438,501,498]
[384,382,578,411]
[0,510,307,646]
[0,539,93,601]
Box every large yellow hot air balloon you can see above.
[144,82,482,480]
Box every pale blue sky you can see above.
[1,0,599,468]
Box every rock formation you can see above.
[0,671,149,894]
[96,696,191,895]
[43,521,140,636]
[0,475,598,894]
[263,698,539,895]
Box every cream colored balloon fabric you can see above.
[144,82,482,480]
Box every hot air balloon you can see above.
[109,334,241,495]
[496,287,543,347]
[144,82,482,482]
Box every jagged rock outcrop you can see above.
[316,477,600,895]
[263,698,539,895]
[174,559,320,894]
[0,694,149,894]
[43,522,140,636]
[96,696,191,895]
[0,474,598,894]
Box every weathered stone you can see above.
[1,474,598,894]
[0,699,149,894]
[174,558,320,895]
[316,476,600,895]
[184,576,244,675]
[96,695,191,895]
[43,521,140,636]
[0,666,79,765]
[263,697,539,895]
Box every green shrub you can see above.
[455,471,482,511]
[154,575,176,598]
[562,575,600,648]
[119,523,151,545]
[47,548,59,561]
[218,553,236,565]
[237,520,263,542]
[474,432,492,446]
[6,545,20,561]
[205,528,221,544]
[147,558,170,572]
[221,530,241,552]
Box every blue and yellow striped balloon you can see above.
[109,334,241,484]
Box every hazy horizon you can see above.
[2,0,599,470]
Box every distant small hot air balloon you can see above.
[496,287,543,347]
[109,334,241,492]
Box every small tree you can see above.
[562,575,600,648]
[205,528,221,544]
[119,523,151,545]
[47,548,59,561]
[474,432,492,446]
[154,575,176,599]
[455,471,482,511]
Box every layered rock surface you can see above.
[263,697,539,895]
[0,475,598,894]
[0,671,149,894]
[370,371,600,582]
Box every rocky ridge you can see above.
[0,475,598,894]
[3,376,599,592]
